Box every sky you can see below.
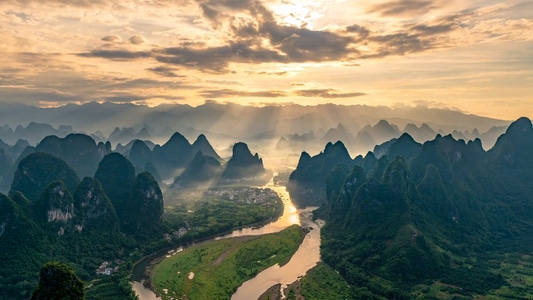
[0,0,532,120]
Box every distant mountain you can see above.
[0,149,12,177]
[94,153,136,228]
[219,142,269,185]
[151,133,221,180]
[192,134,221,161]
[115,139,155,154]
[403,123,437,142]
[296,117,533,298]
[0,102,510,145]
[10,152,81,202]
[127,172,164,232]
[34,133,110,178]
[108,126,139,145]
[152,132,193,178]
[321,123,355,145]
[0,122,73,145]
[128,139,154,172]
[275,131,317,152]
[6,139,30,161]
[373,133,422,163]
[174,151,223,188]
[287,141,354,207]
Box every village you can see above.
[204,187,279,206]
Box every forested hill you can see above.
[0,152,164,298]
[291,117,533,298]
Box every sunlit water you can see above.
[132,184,322,300]
[231,208,322,300]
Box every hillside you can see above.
[289,117,533,298]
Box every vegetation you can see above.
[31,262,85,300]
[94,152,136,227]
[163,187,283,237]
[285,262,353,300]
[287,141,354,206]
[153,225,305,300]
[10,152,80,201]
[85,267,137,300]
[293,117,533,298]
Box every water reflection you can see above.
[132,185,317,300]
[215,186,300,239]
[231,209,321,300]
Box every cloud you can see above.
[245,71,287,76]
[199,88,287,98]
[101,35,122,43]
[70,0,533,77]
[367,0,437,17]
[79,49,151,60]
[409,23,456,35]
[129,34,147,45]
[2,0,108,7]
[295,89,366,98]
[154,42,286,73]
[147,66,184,77]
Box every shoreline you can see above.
[130,191,285,297]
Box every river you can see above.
[131,186,322,300]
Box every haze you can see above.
[1,0,532,120]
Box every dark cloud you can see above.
[366,32,432,57]
[101,35,122,43]
[129,35,147,45]
[105,78,195,90]
[346,24,371,40]
[102,93,185,102]
[246,71,287,76]
[147,66,184,77]
[295,89,366,98]
[260,22,356,62]
[78,0,459,71]
[154,42,286,72]
[79,50,151,60]
[199,3,221,26]
[410,23,456,35]
[368,0,436,17]
[199,88,287,98]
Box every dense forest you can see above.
[289,117,533,298]
[0,130,274,299]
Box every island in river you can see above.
[132,186,327,300]
[153,225,305,299]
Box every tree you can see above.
[31,262,85,300]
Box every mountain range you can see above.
[0,102,509,144]
[288,116,533,298]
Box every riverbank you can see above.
[151,225,305,299]
[130,191,284,282]
[231,213,322,300]
[131,186,296,299]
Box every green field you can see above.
[164,187,284,237]
[153,225,304,300]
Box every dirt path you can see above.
[213,236,255,266]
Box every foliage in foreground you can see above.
[31,262,85,300]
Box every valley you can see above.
[1,111,533,299]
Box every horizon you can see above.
[1,1,532,120]
[0,100,524,122]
